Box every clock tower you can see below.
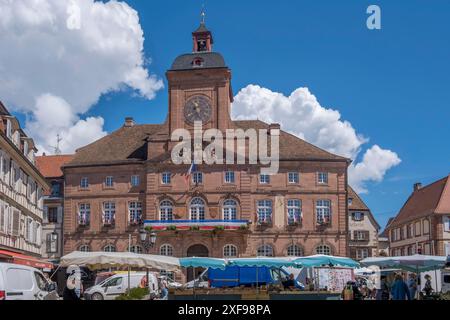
[166,21,234,134]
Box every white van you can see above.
[83,272,159,300]
[0,263,58,300]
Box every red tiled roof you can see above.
[35,155,74,178]
[348,186,369,211]
[388,175,450,228]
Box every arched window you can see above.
[79,244,90,252]
[190,198,205,221]
[160,244,174,256]
[160,200,173,221]
[257,244,274,257]
[316,200,331,225]
[223,199,237,221]
[130,245,143,254]
[316,245,331,255]
[104,244,116,253]
[287,244,303,257]
[223,244,238,258]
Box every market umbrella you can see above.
[180,257,227,270]
[293,255,360,268]
[60,251,181,271]
[360,255,447,273]
[227,257,301,268]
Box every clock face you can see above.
[184,95,212,124]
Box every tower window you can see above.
[197,40,207,52]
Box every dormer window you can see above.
[23,140,28,156]
[192,57,204,67]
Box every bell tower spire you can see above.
[192,7,213,53]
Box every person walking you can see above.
[376,275,390,300]
[407,274,418,300]
[63,270,81,301]
[159,277,169,300]
[391,274,411,300]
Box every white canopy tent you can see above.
[60,251,181,271]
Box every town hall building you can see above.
[62,22,351,279]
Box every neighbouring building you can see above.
[36,154,74,262]
[387,176,450,257]
[62,21,351,280]
[347,186,381,260]
[377,217,394,257]
[0,102,51,268]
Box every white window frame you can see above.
[79,245,90,252]
[316,200,331,225]
[257,244,274,257]
[288,172,299,184]
[128,201,142,224]
[224,171,235,184]
[78,203,90,226]
[80,177,89,189]
[192,172,203,184]
[287,244,303,257]
[190,198,205,221]
[259,174,270,184]
[105,176,114,188]
[104,244,116,252]
[223,199,237,221]
[103,202,116,225]
[356,248,369,260]
[131,175,140,187]
[161,172,171,185]
[159,200,173,221]
[130,245,143,254]
[47,233,58,253]
[318,172,329,184]
[287,199,302,225]
[316,245,331,255]
[353,212,364,221]
[223,244,238,258]
[160,244,174,256]
[257,200,272,224]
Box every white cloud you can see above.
[348,145,401,194]
[0,0,163,153]
[232,84,401,193]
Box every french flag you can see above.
[185,162,197,184]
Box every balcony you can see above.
[143,219,250,232]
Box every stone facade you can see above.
[0,102,48,258]
[62,22,351,278]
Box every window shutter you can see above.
[46,233,51,253]
[350,247,357,259]
[353,230,358,240]
[351,212,355,221]
[57,206,63,224]
[364,231,370,240]
[12,210,20,237]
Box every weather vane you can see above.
[200,4,206,24]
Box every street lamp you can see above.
[139,227,157,252]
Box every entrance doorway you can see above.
[186,244,209,282]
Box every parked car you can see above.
[83,272,159,300]
[0,263,58,300]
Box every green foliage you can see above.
[166,225,177,231]
[144,226,153,232]
[214,226,225,231]
[189,226,200,231]
[115,287,149,300]
[239,225,249,230]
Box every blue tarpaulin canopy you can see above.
[179,257,227,270]
[360,255,447,272]
[293,255,360,268]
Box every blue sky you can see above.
[8,0,450,229]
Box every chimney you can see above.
[269,123,280,134]
[414,182,422,192]
[124,117,135,127]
